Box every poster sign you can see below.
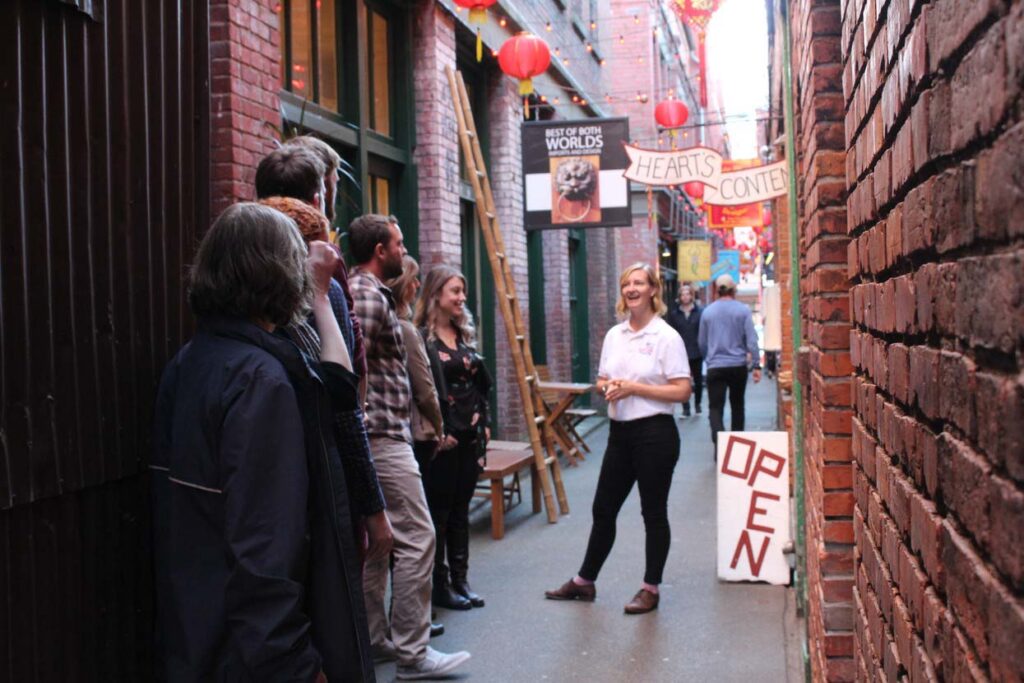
[676,240,712,282]
[522,117,631,231]
[717,432,791,584]
[623,145,788,206]
[711,249,740,284]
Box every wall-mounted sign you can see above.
[717,432,791,585]
[623,145,788,206]
[711,249,740,284]
[676,240,712,282]
[522,117,632,231]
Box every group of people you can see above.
[151,133,764,680]
[152,137,489,681]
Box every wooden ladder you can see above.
[446,66,569,524]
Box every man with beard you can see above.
[348,215,471,680]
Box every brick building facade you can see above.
[773,0,1024,679]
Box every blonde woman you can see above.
[545,263,691,614]
[414,265,493,611]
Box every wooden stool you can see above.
[476,449,542,539]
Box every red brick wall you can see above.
[209,0,281,217]
[788,0,856,680]
[844,0,1024,679]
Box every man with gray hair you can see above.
[698,274,761,452]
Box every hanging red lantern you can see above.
[762,206,773,227]
[498,33,551,95]
[723,231,736,249]
[683,180,704,200]
[454,0,498,61]
[654,98,689,139]
[670,1,723,108]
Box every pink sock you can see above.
[573,576,594,586]
[642,582,659,594]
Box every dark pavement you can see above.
[374,376,803,682]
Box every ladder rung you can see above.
[534,416,546,425]
[467,130,476,138]
[525,374,535,382]
[506,293,515,300]
[487,213,496,220]
[495,250,504,258]
[515,335,525,341]
[476,170,486,178]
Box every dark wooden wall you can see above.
[0,0,209,678]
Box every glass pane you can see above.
[317,0,338,111]
[370,11,391,136]
[290,0,313,98]
[371,175,390,214]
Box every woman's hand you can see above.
[603,379,635,402]
[439,434,458,451]
[307,240,339,297]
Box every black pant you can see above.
[578,414,680,585]
[685,357,704,410]
[416,431,480,582]
[706,365,749,447]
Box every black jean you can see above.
[685,357,704,410]
[416,431,480,581]
[578,414,680,585]
[706,365,749,447]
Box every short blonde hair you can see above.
[615,262,667,317]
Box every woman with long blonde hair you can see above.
[414,265,492,611]
[545,263,691,615]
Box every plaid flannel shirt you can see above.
[350,268,413,443]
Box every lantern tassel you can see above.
[518,77,534,95]
[476,28,483,62]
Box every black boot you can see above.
[449,526,484,607]
[431,510,471,611]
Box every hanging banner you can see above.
[623,145,789,206]
[676,240,712,282]
[717,432,791,585]
[708,203,764,229]
[522,117,632,231]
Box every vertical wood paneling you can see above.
[0,1,209,678]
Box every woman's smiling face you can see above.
[438,276,467,318]
[621,269,655,313]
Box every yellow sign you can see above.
[677,240,712,282]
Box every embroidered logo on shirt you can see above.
[638,341,655,355]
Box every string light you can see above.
[546,21,552,31]
[499,17,507,27]
[586,42,593,52]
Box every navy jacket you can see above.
[665,303,703,360]
[151,317,375,682]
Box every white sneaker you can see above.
[396,646,471,680]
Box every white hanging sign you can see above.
[622,145,789,206]
[716,431,791,585]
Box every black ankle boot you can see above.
[432,576,472,610]
[449,527,484,607]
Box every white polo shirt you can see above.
[598,316,690,422]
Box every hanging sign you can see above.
[708,204,764,229]
[717,432,791,585]
[711,249,740,284]
[676,240,712,282]
[623,145,788,206]
[522,117,632,231]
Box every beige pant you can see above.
[363,437,436,665]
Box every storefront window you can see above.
[318,0,339,111]
[369,9,391,136]
[370,175,390,214]
[288,1,313,99]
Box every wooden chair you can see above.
[475,446,540,539]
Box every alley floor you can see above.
[374,377,803,682]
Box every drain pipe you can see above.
[779,0,809,675]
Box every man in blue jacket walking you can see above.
[698,274,762,452]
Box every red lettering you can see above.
[747,448,785,488]
[745,490,781,533]
[720,436,757,479]
[729,530,771,577]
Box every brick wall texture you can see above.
[789,0,857,679]
[209,0,281,217]
[842,0,1024,680]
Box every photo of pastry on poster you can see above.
[522,117,632,231]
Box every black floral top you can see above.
[433,336,491,434]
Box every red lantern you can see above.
[454,0,498,61]
[670,1,722,108]
[498,33,551,96]
[654,99,689,135]
[683,180,704,200]
[762,206,773,227]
